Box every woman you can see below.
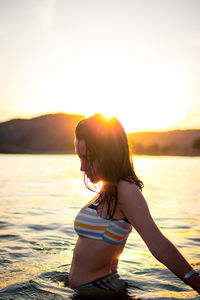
[69,114,200,295]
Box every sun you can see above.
[95,62,188,133]
[26,58,188,133]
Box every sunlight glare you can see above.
[27,58,189,133]
[100,112,114,118]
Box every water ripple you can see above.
[0,234,20,240]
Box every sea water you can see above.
[0,154,200,299]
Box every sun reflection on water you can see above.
[1,155,200,298]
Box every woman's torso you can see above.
[69,193,132,287]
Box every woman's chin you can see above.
[86,173,102,184]
[89,177,101,184]
[90,179,98,184]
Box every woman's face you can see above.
[75,139,102,183]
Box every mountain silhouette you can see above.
[0,113,84,153]
[0,113,199,155]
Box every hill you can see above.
[0,113,199,155]
[128,130,200,155]
[0,113,84,154]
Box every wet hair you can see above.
[75,113,144,219]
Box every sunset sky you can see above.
[0,0,200,132]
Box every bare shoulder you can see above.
[118,180,143,204]
[117,180,150,224]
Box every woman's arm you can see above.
[118,181,200,294]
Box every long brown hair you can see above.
[75,113,143,219]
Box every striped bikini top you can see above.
[74,193,132,245]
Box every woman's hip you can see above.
[75,270,126,292]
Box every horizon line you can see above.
[0,111,199,134]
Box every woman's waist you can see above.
[69,239,116,286]
[73,238,118,265]
[69,264,114,287]
[72,249,114,273]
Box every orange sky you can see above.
[0,0,200,132]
